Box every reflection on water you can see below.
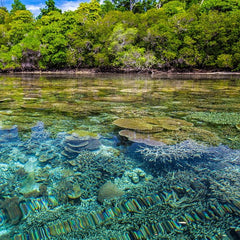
[0,74,240,239]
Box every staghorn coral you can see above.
[137,140,213,166]
[207,166,240,201]
[135,139,240,170]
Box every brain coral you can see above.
[97,182,124,203]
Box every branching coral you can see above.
[137,140,213,165]
[189,112,240,125]
[136,140,240,168]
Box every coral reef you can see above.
[113,118,154,131]
[30,121,50,141]
[61,133,101,158]
[0,121,239,240]
[124,168,146,184]
[0,197,22,225]
[10,187,240,240]
[135,140,240,172]
[114,168,152,188]
[119,129,165,146]
[0,125,18,143]
[189,112,240,125]
[136,140,213,164]
[97,182,124,203]
[113,117,193,133]
[114,117,220,145]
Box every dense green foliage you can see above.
[10,0,26,14]
[0,0,240,71]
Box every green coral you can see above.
[68,129,99,138]
[113,117,193,133]
[189,112,240,125]
[114,117,220,145]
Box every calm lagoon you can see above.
[0,73,240,239]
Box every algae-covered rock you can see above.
[97,182,124,203]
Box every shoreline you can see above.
[1,68,240,79]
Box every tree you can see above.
[38,0,61,19]
[77,0,102,22]
[37,11,67,69]
[112,0,146,11]
[161,1,186,16]
[20,31,41,70]
[10,0,26,14]
[0,7,8,24]
[132,0,157,13]
[0,7,8,12]
[101,0,115,14]
[8,10,34,45]
[200,0,240,13]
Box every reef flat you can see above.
[0,121,239,240]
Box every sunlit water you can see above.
[0,74,240,239]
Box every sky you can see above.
[3,0,85,16]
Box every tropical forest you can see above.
[0,0,240,72]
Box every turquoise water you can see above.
[0,74,240,239]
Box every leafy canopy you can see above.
[38,0,61,19]
[10,0,26,14]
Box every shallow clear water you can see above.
[0,73,240,239]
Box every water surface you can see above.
[0,74,240,239]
